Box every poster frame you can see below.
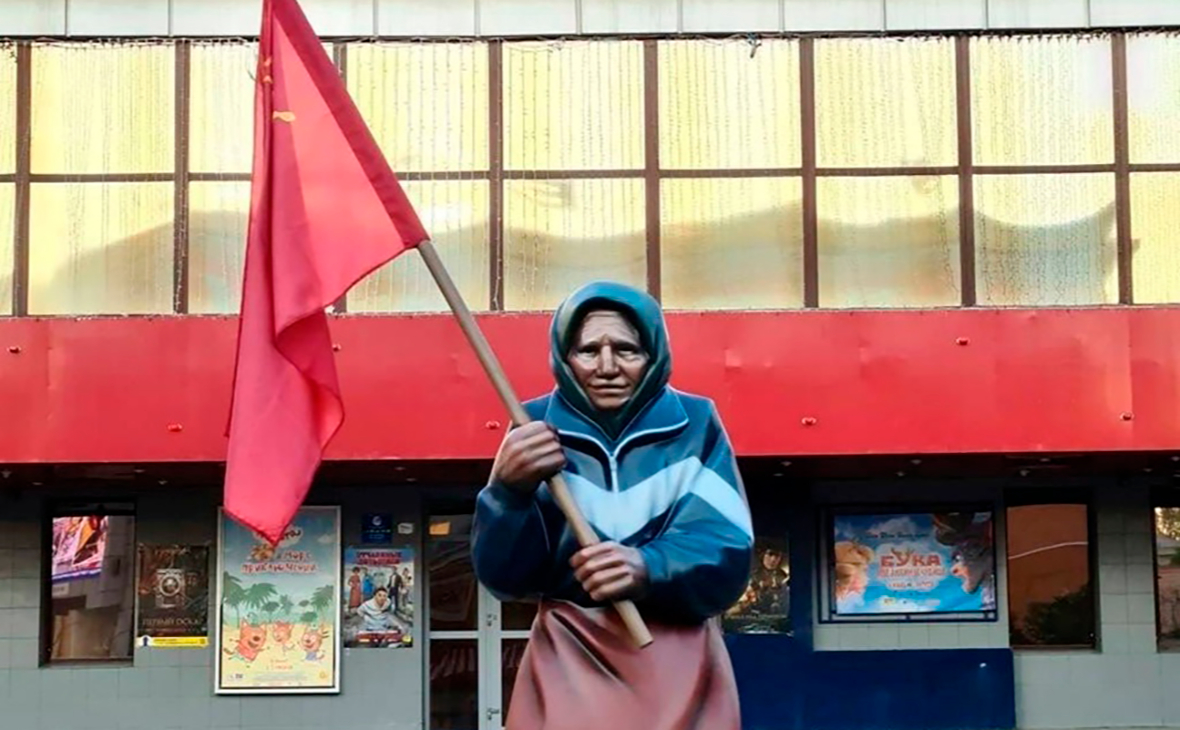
[817,504,1000,625]
[214,505,342,695]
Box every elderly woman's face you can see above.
[567,310,649,412]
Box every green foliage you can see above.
[1010,584,1095,647]
[311,584,334,622]
[222,573,246,623]
[241,582,279,625]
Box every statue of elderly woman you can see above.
[472,281,753,730]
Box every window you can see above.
[43,503,136,663]
[5,33,1180,316]
[1155,507,1180,648]
[1006,499,1095,649]
[1126,34,1180,306]
[817,175,960,308]
[0,43,14,316]
[348,42,491,314]
[28,44,175,315]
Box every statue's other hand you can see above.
[491,421,566,495]
[571,542,648,602]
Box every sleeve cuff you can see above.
[486,479,536,510]
[637,543,669,587]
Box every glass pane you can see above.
[502,600,537,631]
[974,174,1116,306]
[1128,34,1180,165]
[724,536,791,634]
[0,44,15,173]
[351,180,490,313]
[502,638,529,719]
[189,181,248,314]
[1156,508,1180,648]
[815,38,957,168]
[428,515,477,632]
[505,41,644,171]
[503,179,645,311]
[659,39,801,170]
[0,184,13,315]
[29,182,174,315]
[1006,504,1094,648]
[49,515,136,661]
[31,42,174,174]
[818,176,960,308]
[970,36,1113,166]
[349,42,489,173]
[660,177,803,310]
[1131,173,1180,304]
[190,41,256,174]
[430,639,479,730]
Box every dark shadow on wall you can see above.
[3,198,1126,315]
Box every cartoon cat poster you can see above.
[214,506,341,694]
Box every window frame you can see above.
[1151,486,1180,651]
[1003,487,1099,652]
[3,32,1175,316]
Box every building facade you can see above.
[4,1,1180,729]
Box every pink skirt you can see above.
[505,600,741,730]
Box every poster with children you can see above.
[831,511,996,616]
[215,506,341,694]
[342,547,414,648]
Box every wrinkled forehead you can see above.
[572,309,644,347]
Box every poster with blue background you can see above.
[831,512,996,616]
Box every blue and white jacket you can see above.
[471,281,754,626]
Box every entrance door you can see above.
[426,512,538,730]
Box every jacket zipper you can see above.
[607,452,620,538]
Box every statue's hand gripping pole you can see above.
[416,241,654,649]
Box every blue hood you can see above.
[549,281,672,442]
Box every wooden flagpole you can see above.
[416,240,653,649]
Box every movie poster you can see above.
[215,506,341,694]
[136,544,210,647]
[723,537,790,634]
[832,512,996,616]
[51,516,109,582]
[342,547,414,648]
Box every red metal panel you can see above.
[2,308,1179,463]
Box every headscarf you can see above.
[549,281,672,442]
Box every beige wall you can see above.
[4,0,1180,38]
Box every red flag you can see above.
[224,0,427,544]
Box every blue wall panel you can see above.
[726,639,1016,730]
[727,493,1016,730]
